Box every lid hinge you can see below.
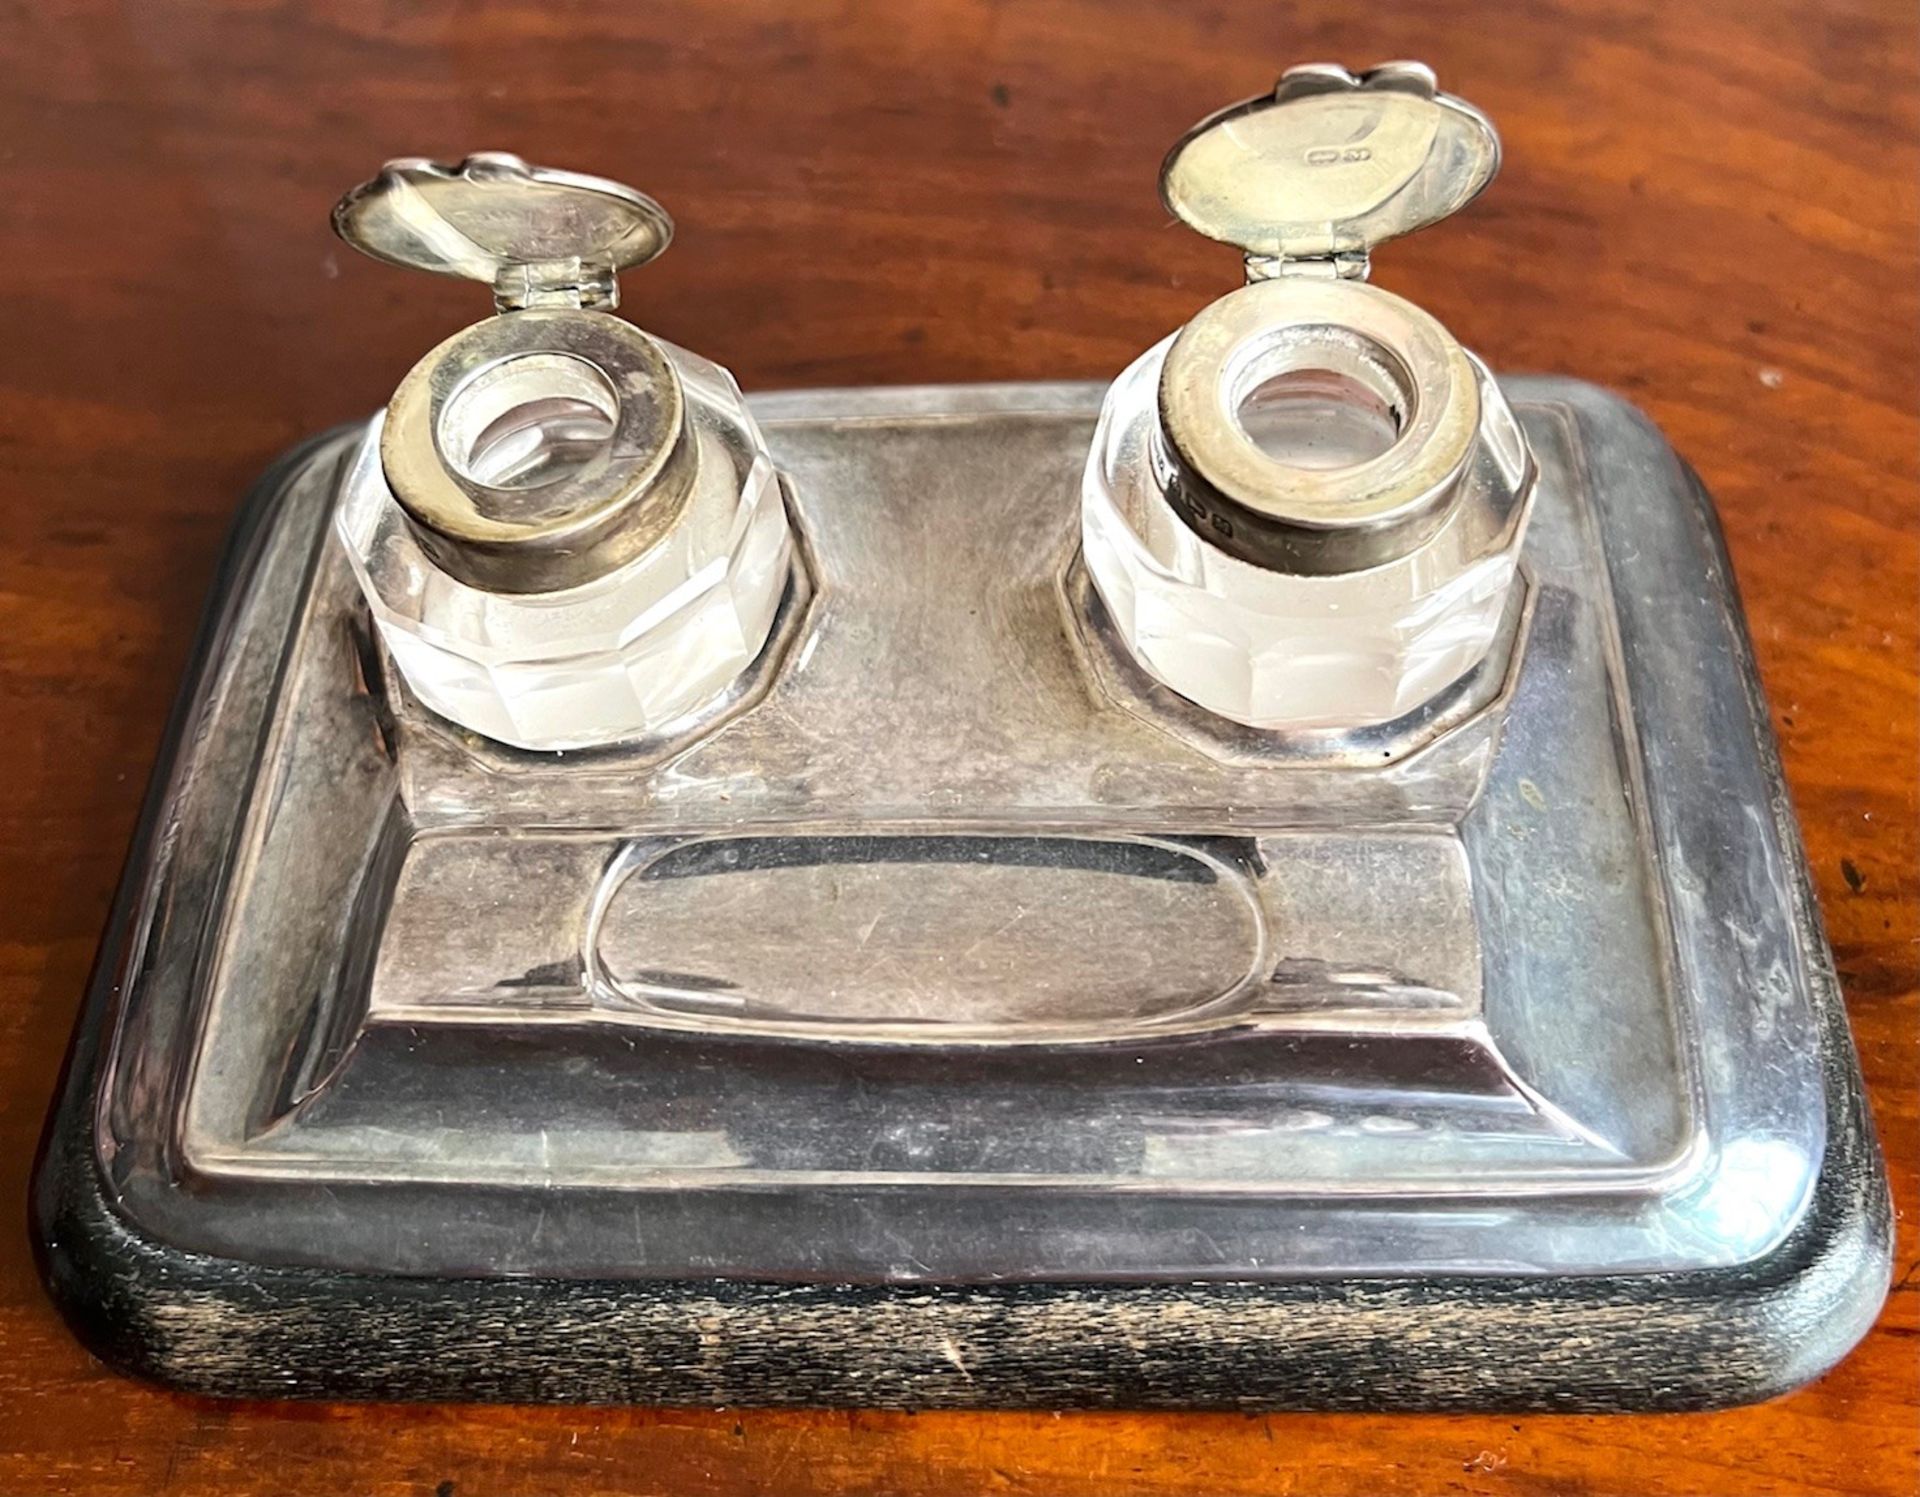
[1245,249,1371,283]
[492,260,620,314]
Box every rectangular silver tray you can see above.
[37,377,1889,1408]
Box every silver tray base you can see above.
[33,378,1889,1408]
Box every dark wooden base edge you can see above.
[26,1069,1894,1410]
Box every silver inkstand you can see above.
[35,64,1889,1410]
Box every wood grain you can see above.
[0,0,1913,1492]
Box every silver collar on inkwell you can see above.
[333,153,690,594]
[1155,61,1507,575]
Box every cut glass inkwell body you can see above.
[34,66,1889,1410]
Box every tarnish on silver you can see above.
[1083,63,1536,730]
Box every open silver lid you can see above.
[1159,62,1501,280]
[332,152,673,312]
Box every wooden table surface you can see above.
[1,1,1913,1492]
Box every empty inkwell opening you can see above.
[1228,328,1411,472]
[437,352,621,493]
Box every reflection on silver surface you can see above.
[100,380,1825,1284]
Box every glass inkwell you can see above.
[1083,62,1534,731]
[331,154,795,751]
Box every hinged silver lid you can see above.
[1159,62,1500,281]
[332,153,673,313]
